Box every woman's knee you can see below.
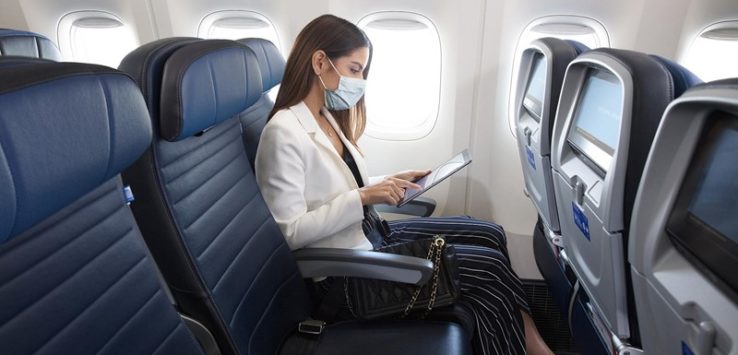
[457,217,507,245]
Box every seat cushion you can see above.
[281,320,471,355]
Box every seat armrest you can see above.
[293,248,433,285]
[375,196,436,217]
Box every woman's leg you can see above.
[386,216,508,257]
[523,311,555,355]
[447,244,527,355]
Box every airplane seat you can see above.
[0,28,61,60]
[550,47,701,352]
[629,79,738,355]
[512,37,588,324]
[236,37,285,168]
[119,38,471,355]
[515,37,588,237]
[0,61,205,354]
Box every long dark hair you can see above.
[269,14,372,147]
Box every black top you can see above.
[341,146,386,246]
[342,147,364,187]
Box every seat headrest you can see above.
[237,38,285,92]
[119,37,202,122]
[159,40,263,141]
[650,55,703,97]
[0,29,61,61]
[0,62,152,243]
[564,40,590,55]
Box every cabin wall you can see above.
[2,0,738,279]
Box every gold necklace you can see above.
[323,123,334,137]
[319,115,334,137]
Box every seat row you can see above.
[514,38,738,354]
[0,32,471,354]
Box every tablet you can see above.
[398,149,472,207]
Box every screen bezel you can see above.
[522,53,546,122]
[666,112,738,298]
[566,68,623,175]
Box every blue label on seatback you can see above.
[525,146,536,170]
[123,185,135,205]
[572,202,590,240]
[682,342,695,355]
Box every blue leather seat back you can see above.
[236,38,285,167]
[0,61,203,355]
[120,39,312,355]
[0,29,61,60]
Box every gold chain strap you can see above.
[402,235,445,317]
[343,235,446,319]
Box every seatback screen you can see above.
[523,53,546,121]
[567,69,623,172]
[667,113,738,296]
[687,125,738,243]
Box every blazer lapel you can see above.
[291,102,359,187]
[292,102,338,157]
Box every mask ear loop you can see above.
[317,74,329,91]
[318,57,341,92]
[326,57,341,75]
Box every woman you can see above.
[255,14,554,355]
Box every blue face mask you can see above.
[318,58,367,111]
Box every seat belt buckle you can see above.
[298,320,326,335]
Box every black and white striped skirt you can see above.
[384,216,528,355]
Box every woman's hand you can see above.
[359,177,422,206]
[392,169,431,182]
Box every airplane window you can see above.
[358,12,441,140]
[199,11,280,49]
[508,15,610,136]
[58,11,138,68]
[682,21,738,82]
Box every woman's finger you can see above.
[395,178,422,190]
[387,187,401,204]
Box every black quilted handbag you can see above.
[344,235,461,319]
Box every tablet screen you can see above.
[398,149,472,206]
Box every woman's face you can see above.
[320,46,369,91]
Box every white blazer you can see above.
[255,101,376,251]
